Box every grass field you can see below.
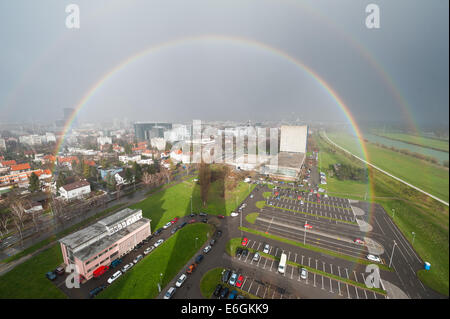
[316,132,449,296]
[245,213,259,224]
[376,132,449,153]
[326,131,449,203]
[131,175,254,231]
[0,244,66,299]
[98,223,213,299]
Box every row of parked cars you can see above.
[212,269,246,299]
[163,229,222,299]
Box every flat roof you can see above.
[74,218,150,261]
[59,208,143,249]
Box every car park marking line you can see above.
[329,278,333,293]
[247,279,254,293]
[291,265,294,279]
[241,278,248,290]
[263,258,268,269]
[346,283,351,299]
[354,286,360,299]
[262,286,268,298]
[272,290,276,299]
[255,285,260,296]
[313,273,316,287]
[270,259,274,271]
[330,264,333,275]
[338,280,342,296]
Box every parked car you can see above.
[89,285,106,298]
[186,263,197,274]
[242,249,249,257]
[188,219,196,224]
[202,218,208,223]
[189,213,197,217]
[171,217,179,224]
[354,238,365,245]
[110,258,122,268]
[55,266,65,275]
[217,215,225,219]
[263,244,270,254]
[144,246,154,255]
[46,271,56,281]
[222,269,231,283]
[228,290,238,299]
[180,222,188,228]
[163,222,172,229]
[210,239,216,246]
[300,268,308,280]
[164,287,176,299]
[235,275,244,288]
[228,272,238,286]
[241,237,249,246]
[93,265,109,278]
[203,245,212,254]
[219,287,229,299]
[107,271,122,284]
[216,230,222,237]
[171,227,178,234]
[235,247,243,257]
[230,212,239,217]
[367,254,381,263]
[154,239,164,247]
[175,274,187,287]
[154,228,163,236]
[195,254,204,264]
[133,255,143,264]
[213,284,223,297]
[121,263,134,273]
[253,252,260,262]
[199,212,207,217]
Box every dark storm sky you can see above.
[0,0,448,126]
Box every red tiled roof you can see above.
[10,163,31,171]
[1,160,16,167]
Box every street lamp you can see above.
[412,232,416,245]
[304,221,307,245]
[190,195,193,214]
[389,240,397,268]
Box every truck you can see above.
[278,253,287,274]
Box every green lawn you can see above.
[133,176,254,231]
[245,213,259,224]
[98,223,213,299]
[226,237,244,257]
[326,131,449,203]
[376,132,449,153]
[0,244,66,299]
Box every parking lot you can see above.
[233,238,387,299]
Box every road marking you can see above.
[315,259,318,269]
[313,272,316,287]
[321,275,324,289]
[255,285,260,296]
[330,264,333,275]
[270,259,274,271]
[329,278,333,293]
[247,279,254,293]
[308,257,311,267]
[263,258,268,269]
[355,286,359,299]
[346,283,351,299]
[262,286,268,298]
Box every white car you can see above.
[300,201,304,205]
[253,252,260,261]
[175,274,187,288]
[300,268,308,280]
[163,222,172,229]
[133,254,143,264]
[230,212,239,217]
[121,263,134,272]
[164,287,176,299]
[203,245,212,254]
[107,271,122,284]
[263,244,270,254]
[367,254,381,263]
[250,194,254,199]
[144,246,154,255]
[154,239,164,248]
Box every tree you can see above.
[50,194,66,228]
[124,143,132,155]
[106,172,117,191]
[56,172,66,190]
[142,172,152,188]
[0,209,10,238]
[124,167,134,184]
[10,200,27,247]
[132,162,142,182]
[28,172,40,192]
[83,163,90,179]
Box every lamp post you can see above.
[190,195,193,214]
[304,221,307,245]
[412,232,416,245]
[389,240,397,268]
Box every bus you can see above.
[278,253,287,274]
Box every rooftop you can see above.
[61,180,90,192]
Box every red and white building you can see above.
[59,208,151,280]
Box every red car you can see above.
[354,239,364,245]
[93,265,109,278]
[218,215,225,219]
[235,275,244,288]
[171,217,179,224]
[188,219,196,224]
[241,237,249,246]
[297,196,302,200]
[304,224,312,230]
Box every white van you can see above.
[278,253,287,274]
[164,287,176,299]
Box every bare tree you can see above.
[142,172,152,189]
[161,168,171,184]
[50,194,66,228]
[0,210,10,237]
[10,200,27,247]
